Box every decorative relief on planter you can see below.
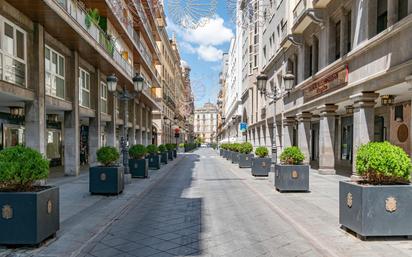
[100,173,107,181]
[385,197,397,213]
[262,162,266,167]
[291,170,298,179]
[2,204,13,220]
[346,193,353,208]
[245,157,249,160]
[47,200,53,214]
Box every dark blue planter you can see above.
[0,187,60,245]
[219,149,223,156]
[161,152,168,164]
[168,150,174,160]
[231,152,240,164]
[226,151,232,161]
[147,154,161,169]
[239,153,253,168]
[89,166,124,195]
[173,150,177,158]
[129,159,149,178]
[274,164,309,192]
[251,158,271,176]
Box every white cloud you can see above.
[196,45,223,62]
[182,17,234,46]
[180,41,196,54]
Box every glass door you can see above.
[341,116,353,161]
[3,124,25,147]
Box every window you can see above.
[341,117,353,161]
[79,68,90,107]
[0,17,27,87]
[335,21,341,60]
[347,11,352,51]
[377,0,388,33]
[45,46,65,99]
[398,0,408,21]
[101,82,108,114]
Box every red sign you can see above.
[304,68,348,101]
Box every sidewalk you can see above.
[218,154,412,257]
[0,155,185,257]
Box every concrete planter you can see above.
[238,154,253,168]
[0,186,59,245]
[226,151,232,161]
[222,150,228,158]
[168,150,174,160]
[231,152,240,164]
[219,149,223,156]
[274,164,309,192]
[89,166,124,195]
[147,154,161,169]
[251,158,271,176]
[339,181,412,239]
[173,150,177,158]
[160,152,168,164]
[129,159,149,178]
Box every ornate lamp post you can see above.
[107,73,145,182]
[256,72,294,164]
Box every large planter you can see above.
[129,159,149,178]
[339,181,412,239]
[274,164,309,192]
[251,157,271,176]
[89,166,124,195]
[222,150,227,158]
[239,154,253,168]
[219,149,223,156]
[173,149,177,158]
[231,152,240,164]
[226,151,232,161]
[0,186,59,245]
[168,150,174,160]
[160,152,168,164]
[148,154,161,169]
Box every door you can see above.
[311,123,319,161]
[341,116,353,162]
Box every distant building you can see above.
[194,103,218,143]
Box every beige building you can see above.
[194,103,218,143]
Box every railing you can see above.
[293,0,307,23]
[57,0,133,77]
[133,0,158,52]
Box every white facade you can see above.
[194,103,218,143]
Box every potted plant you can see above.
[146,144,161,169]
[178,143,185,153]
[226,144,233,161]
[251,146,271,177]
[340,142,412,239]
[0,146,58,245]
[275,146,309,192]
[239,142,254,168]
[158,144,168,164]
[219,144,224,157]
[166,144,174,160]
[90,146,124,195]
[128,144,148,178]
[231,143,241,164]
[172,143,177,158]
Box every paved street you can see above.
[75,148,412,257]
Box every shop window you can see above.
[377,0,388,33]
[79,68,90,108]
[45,46,65,99]
[0,17,27,87]
[398,0,408,21]
[101,81,108,114]
[3,125,24,148]
[395,105,404,122]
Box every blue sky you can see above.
[164,1,235,108]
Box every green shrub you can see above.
[239,142,253,154]
[146,144,159,154]
[356,141,411,185]
[0,146,50,191]
[280,146,305,165]
[233,143,241,152]
[97,146,119,167]
[166,143,175,151]
[211,143,218,149]
[179,143,185,148]
[158,144,167,153]
[255,146,269,158]
[129,144,147,159]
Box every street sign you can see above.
[240,122,248,133]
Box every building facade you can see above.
[0,0,188,176]
[194,103,218,144]
[220,0,412,176]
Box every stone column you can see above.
[353,0,372,48]
[282,117,295,150]
[25,23,46,155]
[64,51,80,176]
[319,19,330,69]
[136,102,142,144]
[340,10,348,56]
[88,69,102,166]
[148,108,152,145]
[145,107,149,145]
[387,0,399,26]
[297,112,312,165]
[129,101,136,145]
[318,104,338,175]
[107,95,117,147]
[297,45,305,83]
[350,92,379,179]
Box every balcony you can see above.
[292,0,323,34]
[312,0,332,8]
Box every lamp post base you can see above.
[124,173,132,184]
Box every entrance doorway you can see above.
[80,125,89,165]
[311,123,319,161]
[341,116,353,162]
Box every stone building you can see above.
[194,103,218,144]
[0,0,186,176]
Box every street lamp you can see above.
[107,73,144,182]
[256,72,295,164]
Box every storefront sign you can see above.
[304,68,348,101]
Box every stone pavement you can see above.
[0,156,184,257]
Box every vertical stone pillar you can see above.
[340,10,348,56]
[26,23,46,155]
[64,51,80,176]
[387,0,398,26]
[297,112,312,165]
[350,92,379,178]
[148,108,152,145]
[318,19,330,69]
[318,104,338,175]
[107,95,117,147]
[136,102,142,144]
[145,107,149,145]
[353,0,372,48]
[88,69,102,166]
[129,101,136,145]
[282,117,295,150]
[297,45,305,83]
